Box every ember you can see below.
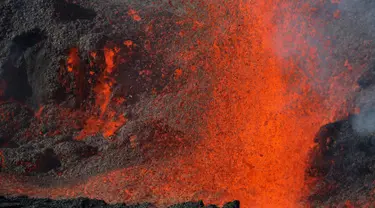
[67,48,79,73]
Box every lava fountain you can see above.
[0,0,365,207]
[174,0,360,206]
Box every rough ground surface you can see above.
[0,0,206,182]
[0,196,240,208]
[308,65,375,207]
[0,0,211,205]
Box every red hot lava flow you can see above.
[0,0,365,207]
[76,47,127,140]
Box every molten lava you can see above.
[67,48,79,73]
[0,0,366,207]
[76,47,126,140]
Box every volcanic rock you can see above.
[0,196,239,208]
[0,0,191,178]
[309,66,375,206]
[0,0,234,206]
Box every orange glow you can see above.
[90,52,97,59]
[104,48,115,74]
[123,40,134,48]
[0,0,365,207]
[75,112,126,140]
[128,9,141,21]
[102,111,127,138]
[181,2,324,206]
[345,200,355,208]
[76,47,126,140]
[174,69,183,80]
[95,47,117,115]
[67,48,79,72]
[114,97,126,105]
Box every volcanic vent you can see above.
[1,0,375,207]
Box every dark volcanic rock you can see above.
[53,140,98,161]
[0,196,153,208]
[222,201,240,208]
[169,201,204,208]
[1,145,61,175]
[0,0,178,108]
[307,56,375,207]
[52,0,97,22]
[0,196,238,208]
[0,0,127,107]
[0,101,33,148]
[309,110,375,205]
[0,0,187,178]
[0,0,211,205]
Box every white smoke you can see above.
[338,0,375,135]
[272,0,375,123]
[352,84,375,135]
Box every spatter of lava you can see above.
[0,0,365,207]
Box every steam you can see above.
[338,0,375,135]
[272,0,375,123]
[352,110,375,136]
[352,84,375,135]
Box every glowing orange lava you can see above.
[128,9,141,22]
[67,48,79,73]
[0,0,365,207]
[76,47,126,140]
